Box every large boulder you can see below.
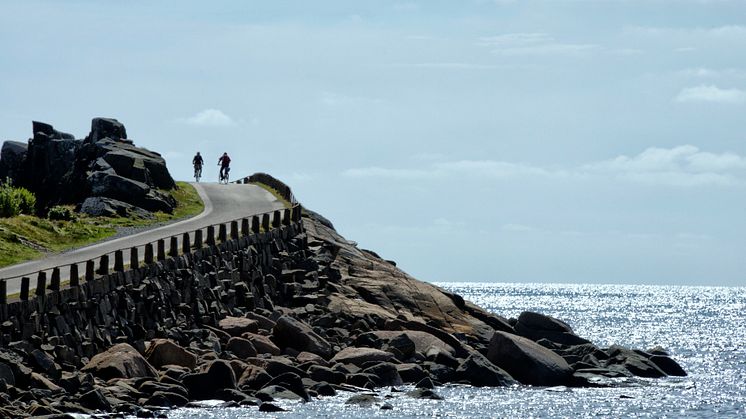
[88,117,127,142]
[80,196,153,219]
[87,172,175,213]
[81,343,157,380]
[486,331,573,386]
[455,352,517,387]
[1,117,176,212]
[219,317,259,337]
[0,140,28,180]
[515,311,591,346]
[272,315,332,358]
[368,330,456,357]
[144,339,197,370]
[330,347,395,366]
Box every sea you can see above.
[165,282,746,418]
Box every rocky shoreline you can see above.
[0,207,686,417]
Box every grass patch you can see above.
[251,182,292,208]
[0,182,205,268]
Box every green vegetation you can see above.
[251,182,292,208]
[0,181,37,217]
[0,181,204,268]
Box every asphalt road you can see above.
[0,183,286,296]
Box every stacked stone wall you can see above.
[0,217,307,368]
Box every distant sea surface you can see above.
[167,282,746,418]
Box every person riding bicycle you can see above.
[218,152,231,182]
[192,152,204,171]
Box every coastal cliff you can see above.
[0,179,686,416]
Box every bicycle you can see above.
[219,166,230,184]
[194,164,202,183]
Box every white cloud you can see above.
[320,91,383,106]
[478,33,596,56]
[675,85,746,104]
[342,160,560,180]
[583,145,746,187]
[177,109,236,127]
[502,223,535,232]
[678,67,746,78]
[632,25,746,39]
[345,146,746,187]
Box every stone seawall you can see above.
[0,218,306,369]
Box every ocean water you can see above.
[167,282,746,418]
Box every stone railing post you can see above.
[194,229,203,248]
[130,247,139,269]
[20,277,30,301]
[282,208,291,226]
[50,267,61,291]
[169,236,179,257]
[207,226,216,246]
[261,213,270,232]
[98,255,109,275]
[272,210,281,228]
[69,264,79,287]
[218,224,227,242]
[157,239,166,261]
[0,280,6,305]
[114,250,124,272]
[144,243,154,264]
[85,260,95,281]
[241,218,250,236]
[292,205,301,222]
[182,233,191,254]
[251,216,261,234]
[230,221,239,240]
[35,271,47,297]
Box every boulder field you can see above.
[0,208,686,416]
[0,118,176,215]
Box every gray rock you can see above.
[455,352,517,387]
[331,347,394,366]
[80,196,153,219]
[515,311,591,346]
[88,117,127,142]
[227,337,258,359]
[345,393,380,406]
[81,343,157,380]
[487,331,573,386]
[649,355,687,376]
[273,315,332,359]
[362,362,403,387]
[0,140,28,180]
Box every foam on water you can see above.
[166,283,746,418]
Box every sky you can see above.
[1,0,744,286]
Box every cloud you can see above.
[678,67,746,78]
[478,33,596,56]
[631,25,746,39]
[675,85,746,104]
[177,109,236,127]
[502,223,535,232]
[342,160,560,180]
[319,91,383,106]
[345,146,746,187]
[583,145,746,187]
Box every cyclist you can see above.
[218,152,231,183]
[192,152,204,181]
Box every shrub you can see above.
[47,205,74,221]
[15,187,36,215]
[0,186,20,217]
[0,180,37,217]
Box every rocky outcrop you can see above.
[487,331,573,386]
[0,118,175,214]
[81,343,157,380]
[0,189,686,416]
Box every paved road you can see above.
[0,183,286,296]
